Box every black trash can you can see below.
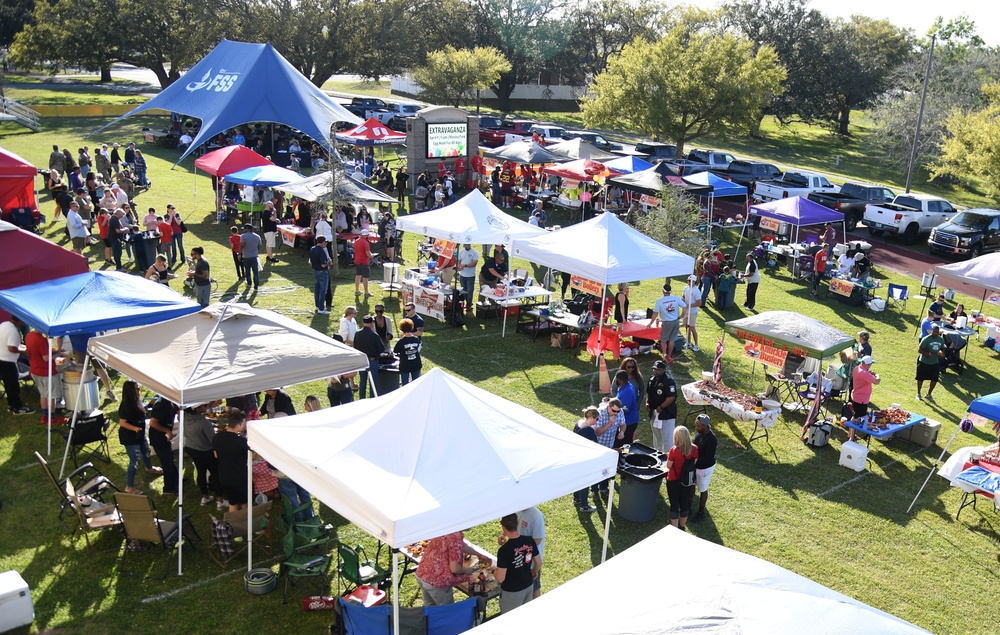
[617,449,668,523]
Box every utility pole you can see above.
[905,35,935,193]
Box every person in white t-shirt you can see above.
[516,507,546,598]
[456,244,480,313]
[681,274,702,352]
[0,316,32,414]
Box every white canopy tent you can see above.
[247,367,619,635]
[272,169,399,205]
[919,253,1000,318]
[86,303,370,573]
[395,188,546,244]
[472,527,932,635]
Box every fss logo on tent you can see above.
[185,68,241,93]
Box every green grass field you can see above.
[1,113,999,635]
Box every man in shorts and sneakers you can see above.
[261,202,279,263]
[354,229,373,298]
[692,414,717,522]
[653,282,685,364]
[681,274,701,352]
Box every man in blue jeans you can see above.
[353,315,384,398]
[239,223,262,290]
[309,236,331,314]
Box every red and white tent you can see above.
[541,158,620,182]
[0,146,38,213]
[335,117,406,146]
[193,145,272,177]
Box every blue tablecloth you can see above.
[955,466,1000,494]
[844,412,926,440]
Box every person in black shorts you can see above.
[213,408,249,512]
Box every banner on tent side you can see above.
[570,275,603,296]
[432,239,456,259]
[830,278,855,297]
[406,287,447,320]
[639,194,660,206]
[760,216,782,232]
[742,341,787,367]
[731,328,810,359]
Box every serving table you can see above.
[276,224,313,249]
[400,538,499,623]
[681,381,780,448]
[478,285,552,324]
[585,319,662,360]
[827,274,879,307]
[520,309,597,341]
[843,412,927,448]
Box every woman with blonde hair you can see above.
[665,426,698,531]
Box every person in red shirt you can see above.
[26,329,64,413]
[811,243,828,296]
[414,531,479,606]
[454,157,466,190]
[96,208,112,264]
[228,225,244,280]
[157,216,173,262]
[665,425,698,531]
[354,230,373,298]
[437,159,447,180]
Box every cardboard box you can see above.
[895,419,941,447]
[0,571,33,632]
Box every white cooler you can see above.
[839,441,869,472]
[0,571,33,632]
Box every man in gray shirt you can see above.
[239,223,262,290]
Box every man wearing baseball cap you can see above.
[692,414,717,522]
[847,355,880,442]
[646,359,676,453]
[653,282,685,364]
[681,274,701,352]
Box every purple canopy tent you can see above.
[735,196,846,261]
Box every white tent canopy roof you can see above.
[472,527,931,635]
[395,189,546,245]
[272,170,399,204]
[934,253,1000,293]
[512,212,695,284]
[87,303,369,407]
[247,368,618,547]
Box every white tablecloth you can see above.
[681,382,781,429]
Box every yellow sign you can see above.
[742,341,788,368]
[570,275,603,296]
[829,278,854,297]
[759,216,781,232]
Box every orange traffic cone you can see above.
[598,355,611,394]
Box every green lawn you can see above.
[2,117,999,634]
[3,87,150,106]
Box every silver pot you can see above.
[63,376,101,412]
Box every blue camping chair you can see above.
[337,597,476,635]
[886,284,908,311]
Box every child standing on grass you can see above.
[229,226,244,280]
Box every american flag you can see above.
[713,338,724,383]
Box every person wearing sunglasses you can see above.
[590,398,624,498]
[372,303,395,347]
[403,303,425,337]
[611,370,640,447]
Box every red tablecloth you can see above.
[586,320,662,358]
[277,224,313,247]
[336,232,380,244]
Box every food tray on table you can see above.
[682,381,780,429]
[843,408,926,440]
[401,539,500,598]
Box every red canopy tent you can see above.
[0,220,89,321]
[335,117,406,146]
[194,145,272,177]
[0,146,38,218]
[541,158,620,182]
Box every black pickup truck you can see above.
[928,209,1000,259]
[711,160,782,193]
[808,182,896,232]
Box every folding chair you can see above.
[114,492,201,578]
[35,450,117,531]
[209,501,273,568]
[56,411,111,467]
[65,480,121,551]
[886,284,908,311]
[337,541,390,595]
[280,531,333,604]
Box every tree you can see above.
[412,46,511,107]
[581,25,785,157]
[10,0,121,82]
[567,0,663,78]
[0,0,34,49]
[933,82,1000,194]
[633,185,704,258]
[818,16,912,136]
[723,0,829,127]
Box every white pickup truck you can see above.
[753,170,839,202]
[863,193,958,245]
[373,102,421,125]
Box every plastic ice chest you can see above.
[839,441,869,472]
[0,570,33,633]
[895,419,941,448]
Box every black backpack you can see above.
[680,453,697,487]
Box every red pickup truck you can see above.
[478,119,537,148]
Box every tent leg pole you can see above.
[58,352,91,479]
[392,551,400,635]
[915,296,930,336]
[247,443,254,572]
[178,409,185,576]
[47,339,53,455]
[601,477,614,564]
[369,370,378,398]
[595,295,607,367]
[907,424,961,514]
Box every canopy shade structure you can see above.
[0,270,200,337]
[482,141,566,165]
[273,170,398,204]
[602,155,654,174]
[247,367,618,547]
[749,195,844,226]
[540,158,620,183]
[725,310,855,359]
[92,40,362,165]
[934,253,1000,293]
[193,145,271,178]
[512,212,695,285]
[607,167,711,197]
[224,164,304,187]
[471,527,931,635]
[396,189,545,244]
[87,303,369,408]
[0,146,37,212]
[683,170,748,197]
[334,117,407,146]
[0,221,89,322]
[545,138,618,162]
[970,392,1000,422]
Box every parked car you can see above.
[347,97,391,120]
[808,182,896,232]
[711,160,782,193]
[372,102,421,125]
[686,149,736,170]
[478,115,506,130]
[479,119,535,147]
[863,193,958,245]
[527,124,567,143]
[753,170,839,203]
[928,208,1000,259]
[634,142,679,162]
[562,130,621,152]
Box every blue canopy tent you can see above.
[0,271,200,460]
[92,40,362,165]
[683,172,748,243]
[970,393,1000,422]
[224,164,305,187]
[603,155,654,174]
